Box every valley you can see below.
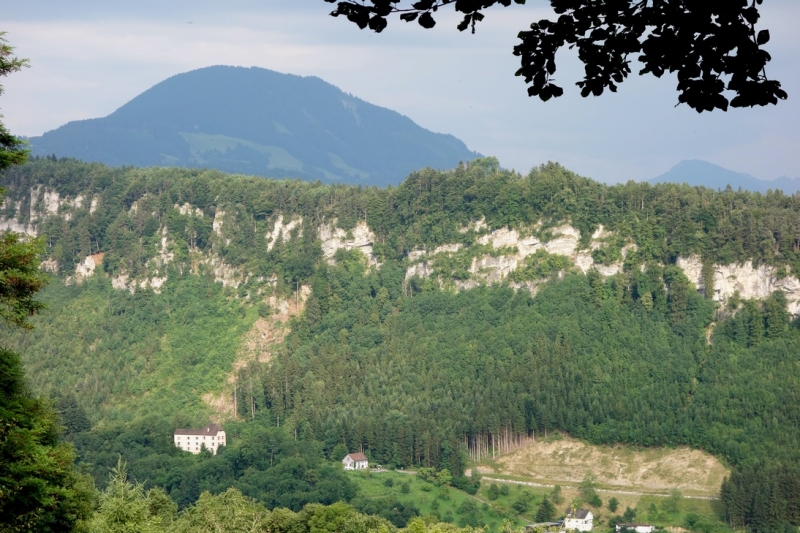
[2,157,800,532]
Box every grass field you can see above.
[347,467,731,532]
[347,470,527,532]
[475,479,730,532]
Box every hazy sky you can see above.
[3,0,799,183]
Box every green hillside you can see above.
[2,157,800,531]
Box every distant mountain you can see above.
[28,66,480,186]
[650,159,800,194]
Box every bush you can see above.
[458,500,478,515]
[664,490,682,514]
[400,481,410,494]
[383,477,394,487]
[499,485,510,496]
[257,302,272,318]
[608,497,619,512]
[512,496,530,514]
[452,475,479,495]
[487,484,500,501]
[587,493,602,508]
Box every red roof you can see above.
[345,452,368,462]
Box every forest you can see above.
[2,157,800,531]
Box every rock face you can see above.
[0,185,384,294]
[267,216,303,251]
[406,223,630,290]
[318,220,378,266]
[68,253,105,284]
[4,184,800,314]
[678,255,800,314]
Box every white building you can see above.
[174,423,226,455]
[616,525,655,533]
[342,452,369,470]
[564,509,593,532]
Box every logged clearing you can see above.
[475,434,728,498]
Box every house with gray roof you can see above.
[174,423,226,455]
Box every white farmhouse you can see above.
[564,509,593,532]
[616,525,655,533]
[174,423,226,455]
[342,452,369,470]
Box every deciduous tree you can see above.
[322,0,786,112]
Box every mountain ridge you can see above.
[650,159,800,194]
[27,65,480,186]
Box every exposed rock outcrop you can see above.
[267,215,302,251]
[318,220,378,266]
[678,255,800,314]
[406,223,630,287]
[5,182,800,315]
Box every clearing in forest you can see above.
[474,434,728,498]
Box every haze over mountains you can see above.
[28,66,480,186]
[650,159,800,194]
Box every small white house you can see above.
[174,423,226,455]
[616,525,655,533]
[342,452,369,470]
[564,509,593,532]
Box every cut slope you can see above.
[28,65,479,186]
[476,435,728,498]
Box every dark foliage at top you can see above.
[324,0,787,112]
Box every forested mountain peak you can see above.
[25,65,479,186]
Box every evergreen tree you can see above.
[0,34,93,532]
[535,498,556,522]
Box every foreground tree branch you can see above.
[323,0,787,112]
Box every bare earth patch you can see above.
[203,285,310,420]
[478,434,728,498]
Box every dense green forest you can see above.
[3,157,800,531]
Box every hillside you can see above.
[26,66,479,186]
[650,159,800,194]
[2,158,800,530]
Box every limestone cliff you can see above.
[678,255,800,315]
[4,183,800,314]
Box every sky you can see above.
[2,0,799,184]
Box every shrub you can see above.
[608,497,619,512]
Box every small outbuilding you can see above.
[564,509,593,532]
[342,452,369,470]
[616,524,655,533]
[525,521,563,532]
